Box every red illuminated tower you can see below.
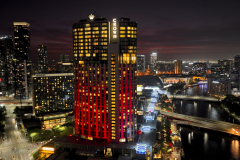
[73,14,137,143]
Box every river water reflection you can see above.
[173,85,240,159]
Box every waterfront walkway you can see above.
[169,95,219,102]
[161,110,240,136]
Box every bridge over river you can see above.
[161,110,240,136]
[169,95,220,102]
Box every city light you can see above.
[136,143,147,154]
[141,126,150,131]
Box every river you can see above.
[173,84,240,160]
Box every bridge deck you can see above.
[161,110,240,136]
[169,95,219,102]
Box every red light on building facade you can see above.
[73,14,137,143]
[138,130,141,135]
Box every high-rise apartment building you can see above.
[174,60,182,74]
[60,54,70,63]
[73,14,137,143]
[137,55,145,73]
[0,36,14,96]
[150,52,157,68]
[32,73,74,129]
[13,22,31,99]
[37,45,48,74]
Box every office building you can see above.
[37,45,48,74]
[0,36,14,96]
[137,55,145,73]
[32,73,74,129]
[13,22,32,99]
[60,54,70,63]
[150,52,157,69]
[73,14,137,143]
[174,60,182,74]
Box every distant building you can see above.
[150,53,157,69]
[234,55,240,71]
[174,60,182,74]
[207,78,231,96]
[13,22,32,99]
[192,62,206,75]
[137,55,145,72]
[56,62,73,73]
[0,36,14,96]
[218,60,232,74]
[155,61,174,74]
[60,54,70,63]
[37,45,48,74]
[32,73,74,129]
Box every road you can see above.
[0,103,39,160]
[161,110,240,136]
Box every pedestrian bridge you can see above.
[169,95,219,102]
[160,110,240,136]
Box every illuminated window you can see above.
[79,61,84,64]
[101,42,107,45]
[120,35,125,38]
[101,35,108,38]
[120,27,125,30]
[93,27,99,30]
[120,31,125,34]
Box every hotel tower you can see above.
[73,14,137,143]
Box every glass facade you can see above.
[13,22,32,99]
[0,36,14,96]
[38,45,48,74]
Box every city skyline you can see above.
[1,0,240,64]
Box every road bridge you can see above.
[160,110,240,136]
[0,99,32,104]
[169,95,220,102]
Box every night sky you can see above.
[1,0,240,64]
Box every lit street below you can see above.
[0,103,41,160]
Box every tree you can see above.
[33,150,40,160]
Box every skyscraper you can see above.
[0,36,14,96]
[60,54,70,63]
[13,22,31,99]
[137,55,145,73]
[174,60,182,74]
[150,52,157,69]
[37,45,48,73]
[73,14,137,143]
